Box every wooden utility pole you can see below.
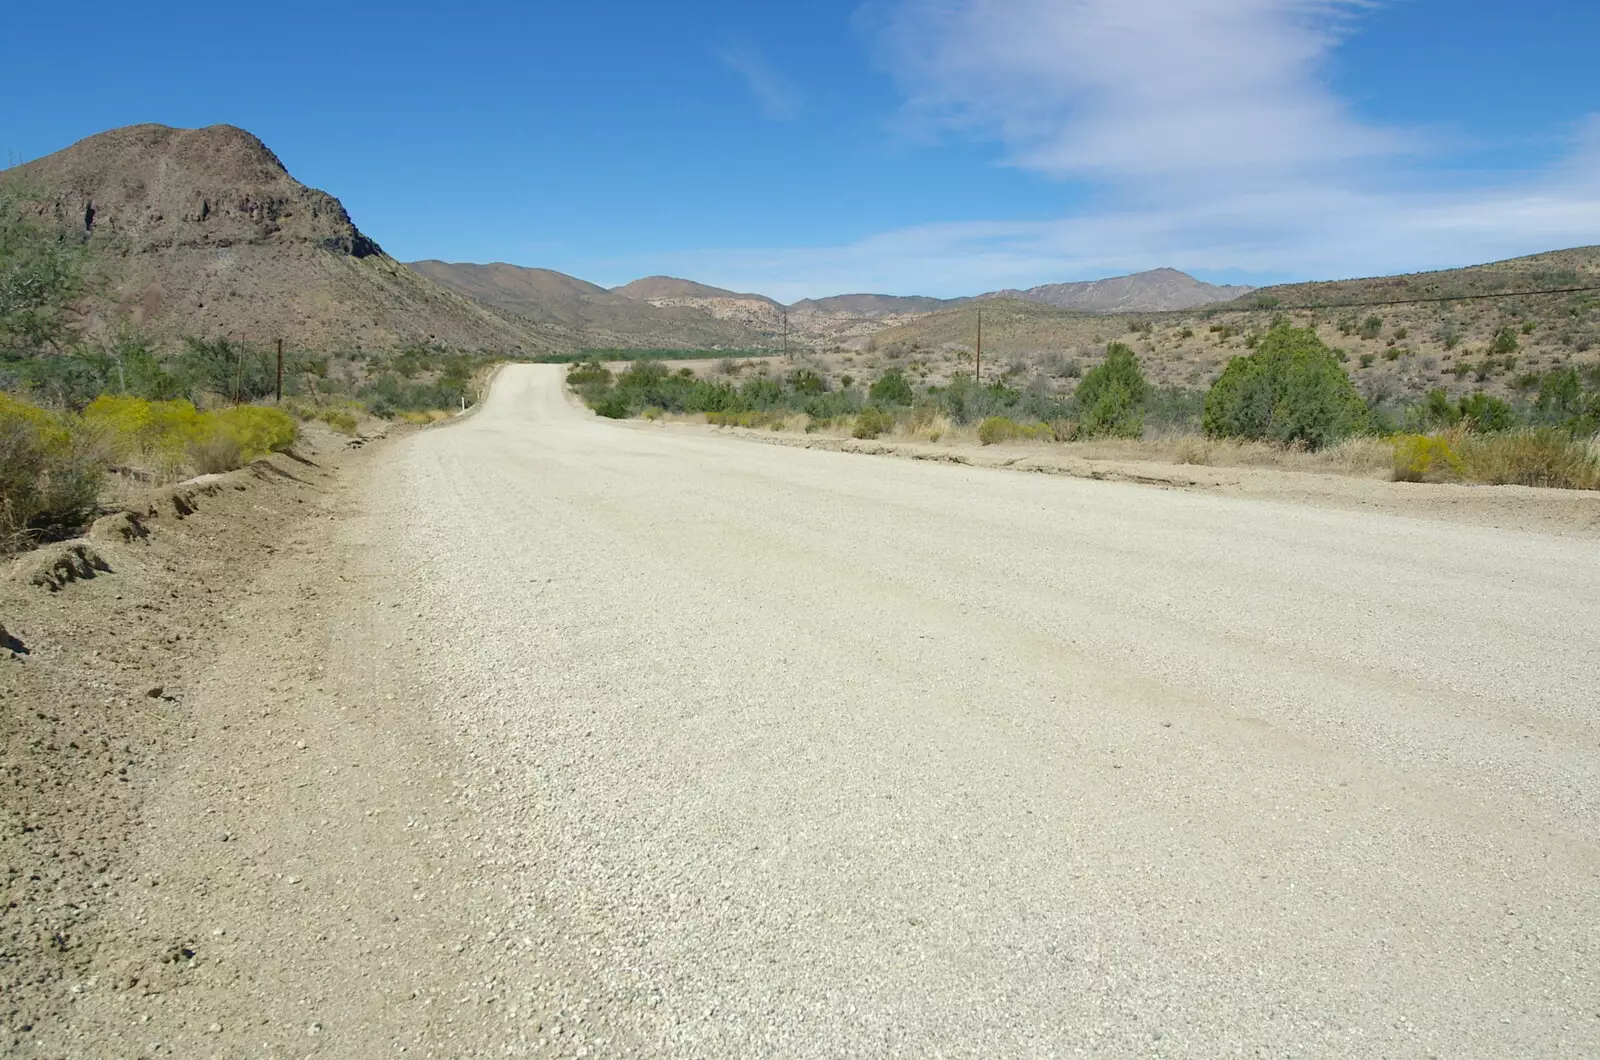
[782,307,789,360]
[234,336,246,405]
[975,305,983,384]
[275,338,284,404]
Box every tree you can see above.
[1202,325,1367,449]
[1073,342,1147,438]
[0,187,88,355]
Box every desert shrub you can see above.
[566,359,611,387]
[1412,389,1515,432]
[1357,316,1383,340]
[211,405,297,460]
[1489,326,1520,356]
[976,416,1056,444]
[1457,429,1600,490]
[1359,353,1376,368]
[1533,368,1600,432]
[83,395,208,466]
[788,369,826,396]
[591,392,631,419]
[1073,343,1148,439]
[1392,434,1463,482]
[0,190,88,354]
[187,433,244,474]
[0,392,104,548]
[1202,325,1368,449]
[83,396,296,472]
[1456,393,1516,433]
[977,416,1018,445]
[173,337,279,402]
[1039,351,1082,378]
[853,406,894,439]
[318,408,359,434]
[868,369,914,406]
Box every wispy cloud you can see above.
[720,42,804,121]
[637,0,1598,299]
[867,0,1396,183]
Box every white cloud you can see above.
[578,3,1600,298]
[720,43,804,121]
[619,1,1600,299]
[868,0,1394,181]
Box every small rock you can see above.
[146,686,164,699]
[208,1023,222,1034]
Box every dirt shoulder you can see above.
[1,448,347,1051]
[3,420,627,1058]
[623,419,1600,538]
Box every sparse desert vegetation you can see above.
[570,320,1600,492]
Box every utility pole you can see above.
[975,305,983,384]
[275,338,284,405]
[782,307,789,360]
[235,336,246,405]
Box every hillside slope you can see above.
[612,276,777,303]
[409,261,769,349]
[982,267,1253,313]
[6,124,564,353]
[863,247,1600,400]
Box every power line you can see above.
[1223,283,1600,314]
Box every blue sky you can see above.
[5,0,1598,299]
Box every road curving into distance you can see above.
[373,363,1599,1057]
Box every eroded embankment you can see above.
[625,419,1600,538]
[0,451,344,1052]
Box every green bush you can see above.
[1073,343,1148,439]
[868,369,914,406]
[318,408,359,435]
[1489,326,1520,357]
[1,392,104,548]
[853,406,894,439]
[0,189,88,355]
[565,359,612,388]
[211,405,297,460]
[1202,325,1367,449]
[1456,393,1516,433]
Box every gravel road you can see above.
[310,363,1592,1058]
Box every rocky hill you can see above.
[410,261,770,349]
[980,268,1252,313]
[5,124,563,353]
[611,276,777,304]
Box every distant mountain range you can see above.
[15,122,1585,362]
[411,261,1256,348]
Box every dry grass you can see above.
[1457,430,1600,489]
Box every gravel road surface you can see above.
[61,363,1589,1058]
[311,363,1591,1058]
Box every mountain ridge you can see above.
[980,267,1254,313]
[4,123,564,352]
